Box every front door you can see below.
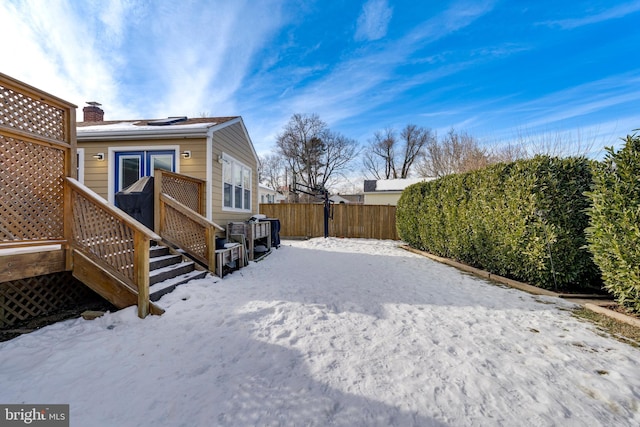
[114,150,176,194]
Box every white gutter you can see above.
[77,126,211,140]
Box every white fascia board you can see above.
[77,126,210,141]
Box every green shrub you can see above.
[586,134,640,313]
[397,156,599,290]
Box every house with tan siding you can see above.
[76,104,259,227]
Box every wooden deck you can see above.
[1,73,228,325]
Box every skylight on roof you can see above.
[147,116,188,126]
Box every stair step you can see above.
[149,245,170,258]
[149,270,208,301]
[149,261,197,285]
[149,253,183,270]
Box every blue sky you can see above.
[2,0,639,159]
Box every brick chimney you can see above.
[83,101,104,122]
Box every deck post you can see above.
[134,231,150,318]
[63,180,74,271]
[206,225,216,273]
[153,169,163,233]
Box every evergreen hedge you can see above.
[397,156,599,290]
[585,134,640,313]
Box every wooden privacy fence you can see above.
[259,203,399,240]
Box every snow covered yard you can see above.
[1,238,639,426]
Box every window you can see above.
[222,155,252,211]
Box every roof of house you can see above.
[259,185,278,193]
[77,116,238,128]
[76,116,240,140]
[364,177,435,193]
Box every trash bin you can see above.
[115,176,154,230]
[264,218,281,248]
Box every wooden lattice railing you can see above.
[154,170,223,271]
[0,72,75,248]
[66,178,160,318]
[155,169,205,215]
[0,74,71,141]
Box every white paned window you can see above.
[222,155,252,211]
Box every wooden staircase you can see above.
[148,244,208,301]
[72,240,208,315]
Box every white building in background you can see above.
[363,178,435,205]
[259,185,286,204]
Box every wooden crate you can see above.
[215,244,245,278]
[226,221,271,261]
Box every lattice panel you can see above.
[161,175,202,213]
[163,206,207,262]
[0,83,66,141]
[72,192,135,281]
[0,135,65,240]
[0,273,94,328]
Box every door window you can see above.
[116,152,144,192]
[115,150,176,193]
[148,152,174,176]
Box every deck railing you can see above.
[0,72,75,249]
[154,170,223,271]
[66,178,160,318]
[154,169,205,215]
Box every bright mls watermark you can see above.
[0,405,68,426]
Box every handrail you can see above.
[0,72,77,111]
[157,193,223,269]
[66,178,161,240]
[0,124,73,151]
[160,194,224,231]
[65,177,159,318]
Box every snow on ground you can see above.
[1,238,639,426]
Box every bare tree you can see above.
[510,128,599,158]
[362,124,432,179]
[418,129,490,178]
[362,128,396,179]
[487,141,528,164]
[258,153,286,192]
[399,124,433,178]
[276,113,359,194]
[483,128,602,164]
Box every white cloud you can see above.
[354,0,393,41]
[540,1,640,29]
[277,0,496,130]
[0,0,138,118]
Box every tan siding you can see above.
[210,121,259,226]
[364,192,403,206]
[78,138,207,199]
[78,120,259,231]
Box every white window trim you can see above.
[221,153,252,212]
[76,148,85,183]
